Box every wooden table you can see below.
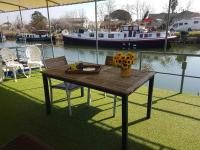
[41,65,155,150]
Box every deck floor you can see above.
[0,72,200,150]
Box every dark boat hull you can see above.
[63,36,174,49]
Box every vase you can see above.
[120,68,132,77]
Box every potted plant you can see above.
[113,52,136,77]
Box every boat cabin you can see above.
[17,33,49,38]
[66,24,167,40]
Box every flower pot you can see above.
[120,68,132,77]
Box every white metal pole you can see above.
[95,0,99,64]
[19,6,23,28]
[46,0,55,58]
[18,6,27,45]
[164,0,172,52]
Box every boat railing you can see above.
[138,51,200,93]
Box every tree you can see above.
[123,4,135,19]
[185,0,192,11]
[110,9,132,23]
[171,0,178,14]
[29,11,48,32]
[14,16,22,30]
[124,0,153,20]
[105,0,116,31]
[97,3,107,22]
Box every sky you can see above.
[0,0,199,24]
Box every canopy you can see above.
[0,0,98,13]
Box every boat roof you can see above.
[0,0,103,13]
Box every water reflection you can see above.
[1,41,200,95]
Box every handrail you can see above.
[138,51,200,94]
[140,51,200,57]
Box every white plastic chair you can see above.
[0,48,27,81]
[88,56,117,117]
[25,45,43,75]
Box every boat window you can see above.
[157,33,160,37]
[98,33,104,38]
[184,23,188,25]
[140,34,143,38]
[194,21,199,24]
[89,33,94,37]
[123,26,128,31]
[179,23,183,26]
[128,26,133,31]
[133,26,139,31]
[108,34,114,38]
[78,34,81,37]
[173,23,178,28]
[148,34,152,37]
[144,34,148,38]
[133,32,136,37]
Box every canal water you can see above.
[1,41,200,95]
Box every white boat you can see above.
[62,25,176,49]
[16,32,55,43]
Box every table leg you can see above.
[122,95,128,150]
[147,76,154,119]
[42,74,51,114]
[81,87,84,97]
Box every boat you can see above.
[16,31,55,43]
[62,25,177,49]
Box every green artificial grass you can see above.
[0,73,200,150]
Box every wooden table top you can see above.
[41,65,155,96]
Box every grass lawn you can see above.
[0,72,200,150]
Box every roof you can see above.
[149,11,200,23]
[0,0,100,13]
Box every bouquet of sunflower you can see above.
[113,52,136,70]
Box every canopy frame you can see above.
[46,0,55,58]
[0,0,102,13]
[164,0,172,52]
[0,0,100,62]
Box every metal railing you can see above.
[138,51,200,93]
[2,45,200,94]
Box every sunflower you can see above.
[113,51,137,69]
[116,52,123,57]
[121,63,129,70]
[127,52,136,60]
